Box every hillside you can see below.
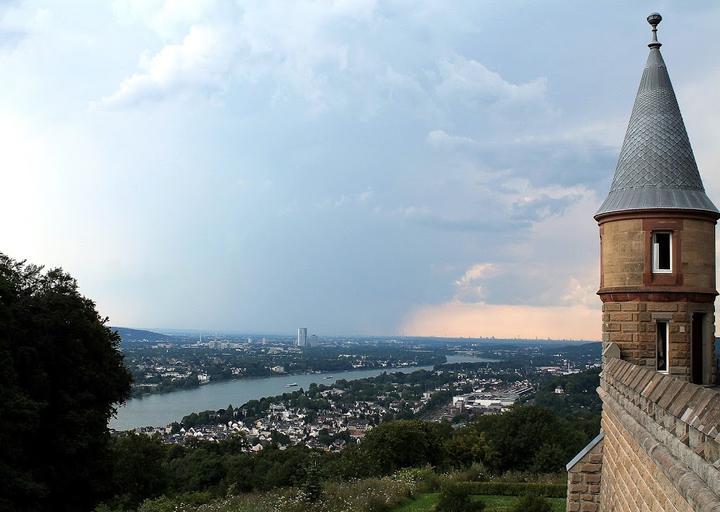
[112,326,175,345]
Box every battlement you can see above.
[600,358,720,511]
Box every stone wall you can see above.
[598,358,720,511]
[602,400,694,511]
[566,434,604,512]
[680,219,716,290]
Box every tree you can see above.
[0,254,132,511]
[444,429,487,468]
[106,433,168,510]
[360,420,450,474]
[471,406,586,474]
[302,457,322,502]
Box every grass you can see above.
[393,493,566,512]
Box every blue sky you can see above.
[2,1,719,339]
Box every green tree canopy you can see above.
[472,405,586,473]
[359,419,451,474]
[0,254,132,511]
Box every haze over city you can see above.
[3,1,720,339]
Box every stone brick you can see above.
[621,323,638,333]
[647,303,679,312]
[581,463,602,473]
[585,473,601,484]
[588,453,603,464]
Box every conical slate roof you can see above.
[595,14,718,218]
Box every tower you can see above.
[297,327,308,347]
[595,13,717,385]
[567,15,720,512]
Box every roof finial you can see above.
[647,12,662,49]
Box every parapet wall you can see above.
[600,358,720,511]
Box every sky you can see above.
[2,1,719,340]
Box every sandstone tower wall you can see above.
[601,301,715,381]
[599,216,716,296]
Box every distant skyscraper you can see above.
[297,328,308,347]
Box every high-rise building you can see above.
[296,328,308,347]
[566,14,720,511]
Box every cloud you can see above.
[101,0,380,109]
[112,0,222,38]
[426,129,478,150]
[97,24,232,108]
[453,263,497,302]
[99,4,553,114]
[435,55,548,108]
[398,190,601,336]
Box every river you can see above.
[111,354,491,430]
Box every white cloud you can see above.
[96,24,232,108]
[101,0,381,109]
[99,3,553,113]
[112,0,223,38]
[453,262,497,302]
[426,129,478,149]
[435,55,547,107]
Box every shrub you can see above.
[457,481,566,498]
[492,471,565,485]
[436,482,485,512]
[510,495,553,512]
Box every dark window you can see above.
[657,321,668,372]
[692,313,704,384]
[653,232,671,272]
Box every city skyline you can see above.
[2,2,719,340]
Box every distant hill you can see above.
[111,327,175,345]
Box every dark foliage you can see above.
[302,457,323,502]
[510,494,553,512]
[456,482,566,498]
[436,482,485,512]
[358,420,451,474]
[0,254,132,512]
[470,406,587,474]
[106,433,168,509]
[531,368,601,438]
